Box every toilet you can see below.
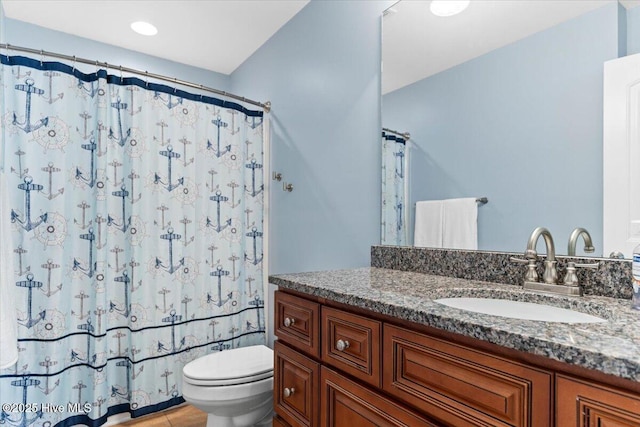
[182,345,274,427]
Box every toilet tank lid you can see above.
[183,345,273,381]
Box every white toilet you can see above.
[182,345,274,427]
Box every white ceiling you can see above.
[4,1,636,90]
[1,0,309,75]
[383,0,629,94]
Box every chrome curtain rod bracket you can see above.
[383,127,410,140]
[0,43,271,112]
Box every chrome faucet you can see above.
[511,227,584,296]
[567,227,595,256]
[563,227,599,289]
[526,227,558,284]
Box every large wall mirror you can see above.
[381,0,640,258]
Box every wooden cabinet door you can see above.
[275,291,321,358]
[322,306,382,387]
[321,366,438,427]
[275,341,320,427]
[556,375,640,427]
[383,324,552,427]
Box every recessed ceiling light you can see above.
[430,0,470,17]
[131,21,158,36]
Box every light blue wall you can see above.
[2,18,230,90]
[383,3,619,255]
[619,3,627,57]
[231,0,392,274]
[629,5,640,55]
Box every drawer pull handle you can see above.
[283,387,295,398]
[283,317,295,327]
[336,339,350,351]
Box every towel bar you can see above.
[414,198,488,206]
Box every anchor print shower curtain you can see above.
[381,131,408,246]
[0,55,265,427]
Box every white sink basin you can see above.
[434,297,606,323]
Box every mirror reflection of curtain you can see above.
[381,131,408,245]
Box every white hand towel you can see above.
[0,171,18,369]
[442,198,478,250]
[414,200,443,248]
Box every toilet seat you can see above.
[183,345,274,387]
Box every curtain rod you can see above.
[383,127,410,140]
[0,43,271,112]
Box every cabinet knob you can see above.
[336,339,350,352]
[283,387,295,398]
[283,317,295,327]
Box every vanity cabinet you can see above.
[273,290,640,427]
[556,375,640,426]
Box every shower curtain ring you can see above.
[40,49,44,66]
[119,65,123,82]
[145,71,149,88]
[72,55,76,73]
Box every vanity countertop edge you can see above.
[269,267,640,383]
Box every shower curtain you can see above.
[381,131,408,246]
[0,54,266,427]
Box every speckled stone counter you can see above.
[269,267,640,383]
[371,245,633,299]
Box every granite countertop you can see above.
[269,267,640,382]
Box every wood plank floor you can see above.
[114,405,207,427]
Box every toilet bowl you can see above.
[182,345,274,427]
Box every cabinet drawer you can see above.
[322,306,381,387]
[383,324,552,427]
[321,366,438,427]
[275,341,320,427]
[275,291,320,358]
[556,375,640,427]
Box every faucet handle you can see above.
[510,257,539,283]
[563,261,599,287]
[574,261,600,269]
